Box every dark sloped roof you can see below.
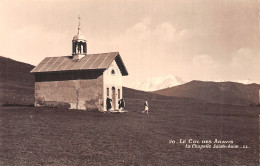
[31,52,128,76]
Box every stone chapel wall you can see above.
[34,70,103,111]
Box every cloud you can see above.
[192,54,215,67]
[188,48,260,83]
[231,47,258,68]
[124,18,190,46]
[229,47,260,81]
[190,54,220,80]
[107,18,192,86]
[153,22,189,43]
[126,17,152,34]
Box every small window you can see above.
[118,89,120,99]
[111,69,115,75]
[107,88,109,96]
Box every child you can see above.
[142,100,149,115]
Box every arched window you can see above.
[111,69,115,75]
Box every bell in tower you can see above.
[72,15,87,59]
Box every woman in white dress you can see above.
[142,100,149,115]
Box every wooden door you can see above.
[112,87,116,110]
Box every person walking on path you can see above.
[142,100,149,115]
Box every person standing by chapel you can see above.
[118,98,125,111]
[106,97,112,112]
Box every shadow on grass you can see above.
[1,103,34,107]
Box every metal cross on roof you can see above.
[78,15,81,30]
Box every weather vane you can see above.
[78,15,81,30]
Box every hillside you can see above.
[155,80,260,106]
[122,86,202,104]
[0,56,34,105]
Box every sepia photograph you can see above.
[0,0,259,165]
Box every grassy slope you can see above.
[0,101,258,165]
[0,56,34,105]
[155,80,260,106]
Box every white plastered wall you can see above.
[103,60,123,111]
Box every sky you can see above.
[0,0,259,87]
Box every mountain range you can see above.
[155,80,260,106]
[131,75,254,92]
[131,74,185,91]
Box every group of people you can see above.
[106,97,126,112]
[106,96,149,114]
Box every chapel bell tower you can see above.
[72,15,87,59]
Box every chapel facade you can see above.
[30,17,128,111]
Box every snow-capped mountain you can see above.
[236,79,253,85]
[209,79,254,85]
[132,75,185,91]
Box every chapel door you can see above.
[112,87,116,110]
